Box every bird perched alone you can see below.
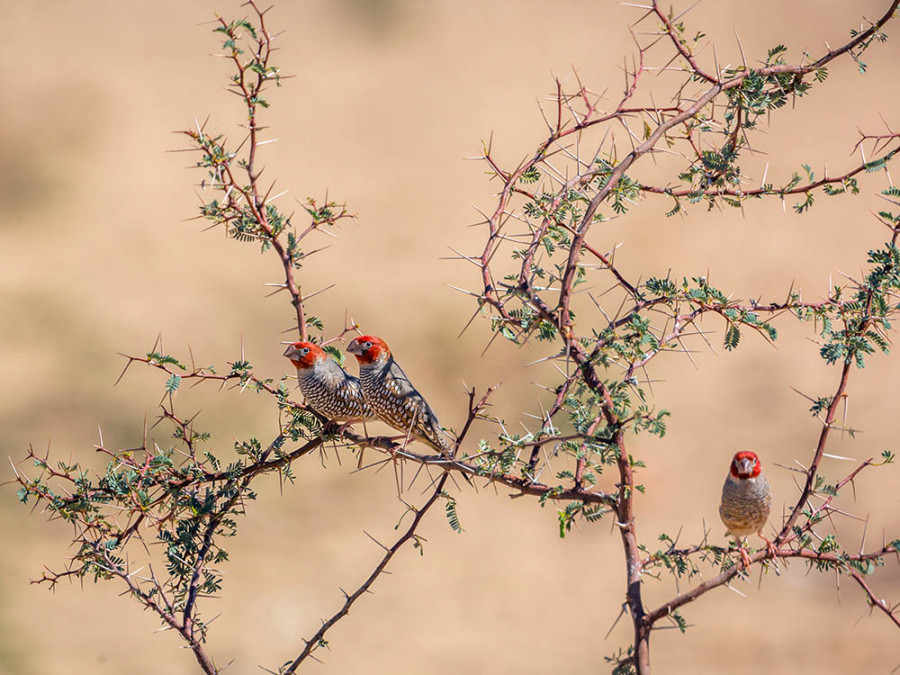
[719,450,775,567]
[283,341,373,422]
[346,335,455,455]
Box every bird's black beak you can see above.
[346,340,362,355]
[283,344,297,358]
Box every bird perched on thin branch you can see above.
[283,341,373,422]
[719,450,775,567]
[346,335,455,455]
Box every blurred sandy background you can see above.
[2,1,899,673]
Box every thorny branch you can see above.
[281,473,451,673]
[118,353,618,505]
[12,349,505,675]
[180,2,353,342]
[465,0,900,672]
[12,1,900,674]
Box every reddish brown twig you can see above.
[282,473,450,672]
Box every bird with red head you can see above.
[719,450,775,567]
[283,341,373,422]
[346,335,455,455]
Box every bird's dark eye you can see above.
[301,347,309,355]
[364,341,372,349]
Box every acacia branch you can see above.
[777,355,854,542]
[650,4,719,84]
[216,2,312,338]
[850,570,900,629]
[644,543,898,626]
[638,137,900,199]
[95,540,220,674]
[282,473,450,673]
[471,4,900,672]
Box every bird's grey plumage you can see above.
[357,355,453,453]
[347,336,455,455]
[296,358,373,421]
[284,342,373,422]
[719,472,772,537]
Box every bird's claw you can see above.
[759,533,777,559]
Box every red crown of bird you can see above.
[729,450,762,479]
[346,335,391,364]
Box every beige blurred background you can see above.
[1,1,899,673]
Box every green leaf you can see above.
[165,375,182,394]
[147,352,187,370]
[444,495,463,533]
[724,323,741,350]
[847,558,875,575]
[322,345,344,366]
[520,166,541,184]
[793,192,815,214]
[305,315,324,332]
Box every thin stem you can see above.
[283,474,450,672]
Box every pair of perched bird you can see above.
[284,337,774,566]
[283,335,455,455]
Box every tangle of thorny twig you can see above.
[11,2,900,675]
[457,0,900,672]
[11,4,481,674]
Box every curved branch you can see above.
[282,474,450,672]
[644,543,898,626]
